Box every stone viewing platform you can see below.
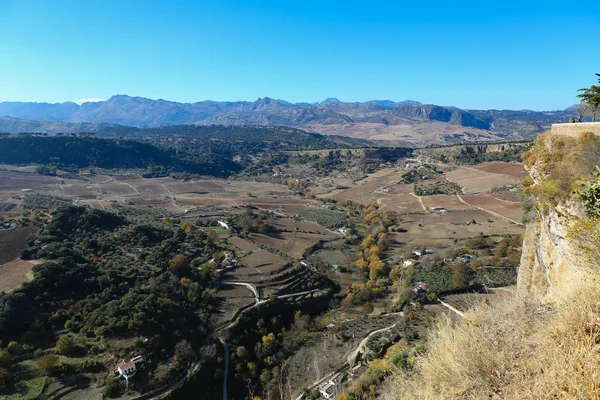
[551,122,600,137]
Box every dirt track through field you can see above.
[456,194,522,226]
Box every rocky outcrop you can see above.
[517,123,600,299]
[517,204,587,299]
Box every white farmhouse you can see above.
[217,220,231,230]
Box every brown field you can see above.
[421,194,470,211]
[98,182,139,196]
[214,284,255,326]
[378,194,425,214]
[0,260,38,292]
[0,226,38,264]
[0,170,61,191]
[445,166,522,194]
[461,194,524,223]
[228,236,259,252]
[237,249,287,272]
[249,231,335,259]
[61,184,97,197]
[397,210,523,245]
[270,218,334,235]
[472,162,528,178]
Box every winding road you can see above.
[295,317,401,400]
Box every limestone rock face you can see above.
[516,124,600,299]
[517,204,587,299]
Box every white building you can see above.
[117,356,144,379]
[217,221,231,230]
[320,382,336,399]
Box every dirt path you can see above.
[437,299,466,319]
[346,322,398,365]
[410,193,427,212]
[295,318,400,400]
[456,194,522,226]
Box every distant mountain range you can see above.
[0,95,583,145]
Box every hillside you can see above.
[0,116,121,134]
[0,96,585,145]
[381,123,600,399]
[0,137,242,177]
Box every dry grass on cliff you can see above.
[522,130,600,209]
[382,275,600,400]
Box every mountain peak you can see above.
[321,98,342,105]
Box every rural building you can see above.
[319,382,336,399]
[348,363,368,378]
[402,259,414,268]
[300,260,313,268]
[117,355,144,379]
[412,250,422,257]
[217,220,231,230]
[329,372,344,386]
[337,227,348,235]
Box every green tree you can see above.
[577,73,600,122]
[168,254,188,274]
[0,367,10,388]
[38,354,59,376]
[56,335,75,355]
[7,341,21,356]
[451,264,470,289]
[0,349,11,367]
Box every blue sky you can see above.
[0,0,598,110]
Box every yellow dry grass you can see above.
[382,273,600,399]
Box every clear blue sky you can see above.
[0,0,598,110]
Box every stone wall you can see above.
[550,122,600,138]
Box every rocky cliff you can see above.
[517,123,600,299]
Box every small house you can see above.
[117,355,145,379]
[320,382,336,399]
[300,260,313,268]
[117,360,136,378]
[348,363,368,378]
[412,250,422,257]
[217,221,231,230]
[329,372,344,386]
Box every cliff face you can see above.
[517,123,600,299]
[517,204,587,298]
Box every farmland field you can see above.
[0,260,38,292]
[0,226,38,263]
[445,165,522,194]
[461,193,524,223]
[249,231,335,259]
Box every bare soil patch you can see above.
[0,260,37,292]
[445,166,521,194]
[397,210,523,243]
[461,194,524,222]
[228,236,259,252]
[378,194,425,214]
[421,195,470,211]
[472,162,528,177]
[0,226,38,264]
[249,231,333,259]
[237,250,287,272]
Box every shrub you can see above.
[56,335,75,355]
[38,354,59,376]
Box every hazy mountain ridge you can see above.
[0,95,580,137]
